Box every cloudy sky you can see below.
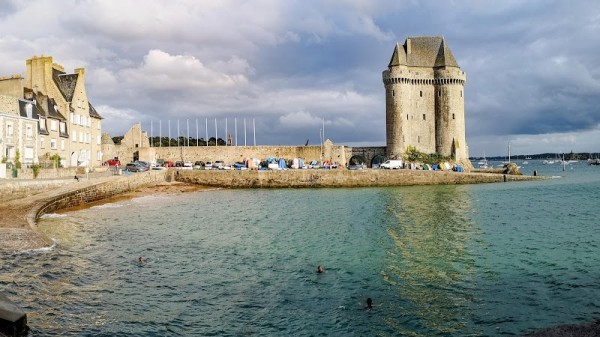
[1,0,600,157]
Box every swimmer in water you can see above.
[316,265,324,273]
[366,298,373,310]
[138,256,144,264]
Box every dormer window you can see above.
[26,103,33,118]
[39,117,47,131]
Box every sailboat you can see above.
[477,153,489,169]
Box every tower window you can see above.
[407,114,409,120]
[423,114,426,121]
[438,90,441,97]
[460,90,463,97]
[420,90,423,97]
[452,113,455,120]
[418,136,421,143]
[392,90,395,97]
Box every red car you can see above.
[163,161,175,167]
[105,159,121,166]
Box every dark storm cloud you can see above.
[1,0,599,155]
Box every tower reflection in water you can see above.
[379,185,482,336]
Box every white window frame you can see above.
[50,119,58,131]
[72,130,77,142]
[26,124,33,139]
[6,122,13,137]
[50,138,57,150]
[61,139,65,150]
[40,137,45,149]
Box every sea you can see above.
[1,160,599,336]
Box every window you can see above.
[39,118,47,131]
[438,90,441,97]
[24,147,34,163]
[25,103,33,118]
[460,90,463,97]
[97,120,101,130]
[79,132,83,143]
[26,125,33,139]
[51,138,57,149]
[40,137,45,149]
[76,115,81,125]
[72,130,77,142]
[420,90,423,97]
[97,151,102,161]
[61,139,65,150]
[70,112,74,123]
[50,120,58,131]
[406,114,409,120]
[392,90,395,97]
[423,114,426,121]
[97,135,101,145]
[6,123,13,136]
[418,136,421,143]
[452,113,455,120]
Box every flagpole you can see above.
[253,118,256,146]
[244,118,247,146]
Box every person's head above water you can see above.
[317,265,324,273]
[138,256,144,263]
[366,298,373,309]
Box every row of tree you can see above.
[112,136,228,147]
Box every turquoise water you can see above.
[1,161,599,336]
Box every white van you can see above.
[380,160,403,169]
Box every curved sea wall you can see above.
[29,171,169,225]
[0,171,169,253]
[174,169,543,188]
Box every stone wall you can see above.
[174,169,540,188]
[33,170,168,217]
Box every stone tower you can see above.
[382,36,469,164]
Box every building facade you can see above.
[0,56,103,168]
[383,36,469,164]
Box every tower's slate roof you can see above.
[389,36,459,68]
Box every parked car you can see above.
[380,160,403,169]
[125,162,145,172]
[105,158,121,166]
[175,161,184,167]
[183,161,193,167]
[204,161,213,169]
[163,161,175,167]
[214,160,224,169]
[347,164,366,170]
[134,161,151,171]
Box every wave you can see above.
[90,203,125,210]
[40,213,68,219]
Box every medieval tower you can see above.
[383,36,469,165]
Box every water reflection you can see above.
[380,185,481,336]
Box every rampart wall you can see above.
[174,169,540,188]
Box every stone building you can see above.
[0,77,39,165]
[0,56,103,168]
[382,36,469,165]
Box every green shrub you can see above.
[32,164,41,178]
[14,150,21,169]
